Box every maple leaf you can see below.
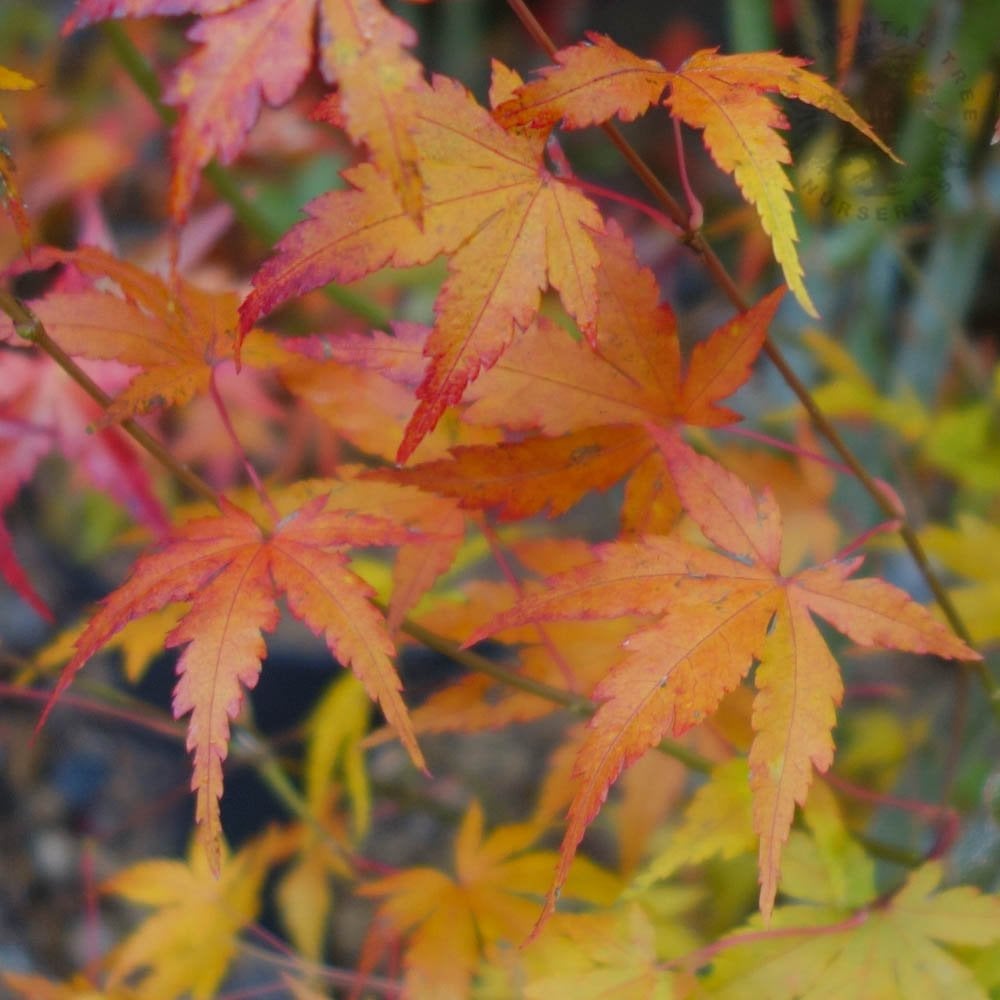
[921,514,1000,646]
[702,862,1000,999]
[638,757,756,887]
[378,225,784,528]
[495,34,899,315]
[771,328,929,441]
[43,495,428,873]
[0,347,167,615]
[507,904,680,1000]
[101,831,286,1000]
[711,423,840,573]
[274,676,362,960]
[272,469,467,632]
[0,517,50,621]
[276,331,500,467]
[239,73,605,461]
[17,246,289,422]
[359,800,619,999]
[493,32,668,133]
[65,0,427,221]
[470,429,977,928]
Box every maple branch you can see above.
[555,174,683,237]
[395,614,714,774]
[398,613,592,712]
[100,22,390,329]
[824,772,960,857]
[0,289,218,506]
[722,424,906,510]
[238,941,402,997]
[503,0,998,711]
[0,680,185,742]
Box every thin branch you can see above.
[0,290,219,506]
[394,613,714,774]
[824,771,955,823]
[0,681,185,741]
[238,941,402,998]
[672,116,703,230]
[555,174,683,236]
[209,368,279,523]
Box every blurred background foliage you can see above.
[1,0,999,986]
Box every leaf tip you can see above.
[757,876,777,926]
[525,886,560,945]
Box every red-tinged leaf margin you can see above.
[493,31,668,132]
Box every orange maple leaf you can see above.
[276,331,500,467]
[20,246,288,422]
[377,224,784,529]
[64,0,426,220]
[496,34,899,316]
[239,73,605,461]
[42,495,428,873]
[470,429,977,929]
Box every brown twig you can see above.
[0,290,219,507]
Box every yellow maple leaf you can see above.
[921,514,1000,645]
[102,832,286,1000]
[0,65,34,129]
[359,800,619,998]
[702,862,1000,999]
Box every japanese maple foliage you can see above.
[2,0,999,996]
[471,429,976,927]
